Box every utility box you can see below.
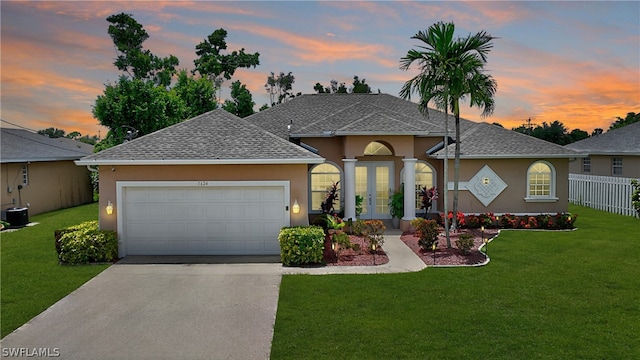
[6,207,29,227]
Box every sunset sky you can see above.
[1,1,638,138]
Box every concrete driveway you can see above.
[1,261,282,360]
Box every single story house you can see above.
[565,121,640,178]
[1,128,94,221]
[76,94,581,257]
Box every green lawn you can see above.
[1,203,109,338]
[271,205,640,359]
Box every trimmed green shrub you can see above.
[56,221,118,265]
[278,226,325,266]
[456,234,474,255]
[411,218,439,251]
[362,220,386,253]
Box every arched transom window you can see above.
[526,161,556,201]
[364,141,393,156]
[309,162,342,212]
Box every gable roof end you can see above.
[75,109,324,166]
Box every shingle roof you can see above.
[246,93,475,138]
[248,93,577,159]
[564,121,640,155]
[431,122,583,159]
[1,128,94,163]
[76,109,324,165]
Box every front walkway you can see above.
[280,229,427,275]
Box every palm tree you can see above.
[399,21,497,248]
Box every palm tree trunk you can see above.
[443,97,451,248]
[452,111,461,232]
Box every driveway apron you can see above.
[1,263,282,360]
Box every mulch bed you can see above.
[324,235,389,266]
[400,228,499,266]
[320,228,498,267]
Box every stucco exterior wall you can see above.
[97,164,310,231]
[450,158,570,214]
[569,155,640,178]
[1,161,93,217]
[297,136,570,215]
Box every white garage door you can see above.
[120,182,287,256]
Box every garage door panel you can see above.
[123,185,286,256]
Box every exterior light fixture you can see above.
[431,242,437,265]
[106,201,114,215]
[292,199,300,214]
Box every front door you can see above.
[355,162,394,219]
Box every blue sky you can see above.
[1,1,638,137]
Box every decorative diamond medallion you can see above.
[468,165,507,206]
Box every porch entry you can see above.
[355,162,394,219]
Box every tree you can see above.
[93,76,188,144]
[173,70,218,119]
[609,112,640,131]
[223,81,255,118]
[591,128,604,137]
[399,21,497,247]
[193,28,260,97]
[106,13,179,87]
[265,71,295,106]
[38,127,66,138]
[568,128,589,143]
[351,76,372,93]
[313,76,372,94]
[513,120,589,145]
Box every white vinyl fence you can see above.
[569,173,639,217]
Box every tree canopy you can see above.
[313,76,374,94]
[265,71,296,106]
[511,112,639,145]
[93,13,259,149]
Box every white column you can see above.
[342,159,357,221]
[402,158,417,221]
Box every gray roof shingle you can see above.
[565,121,640,155]
[76,109,323,165]
[248,93,577,159]
[432,122,583,159]
[1,128,94,163]
[246,93,467,138]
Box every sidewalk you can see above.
[280,230,427,275]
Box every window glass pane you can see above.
[355,167,368,214]
[528,162,552,197]
[375,166,389,214]
[310,163,341,211]
[414,162,434,209]
[364,142,392,156]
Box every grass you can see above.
[271,205,640,359]
[1,202,109,338]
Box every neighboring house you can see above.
[565,121,640,178]
[1,128,94,220]
[77,94,582,257]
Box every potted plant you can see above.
[389,189,404,228]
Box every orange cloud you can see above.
[227,23,394,67]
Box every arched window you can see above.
[364,141,393,156]
[400,161,436,210]
[309,162,342,212]
[526,161,557,201]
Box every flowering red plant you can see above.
[420,186,438,211]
